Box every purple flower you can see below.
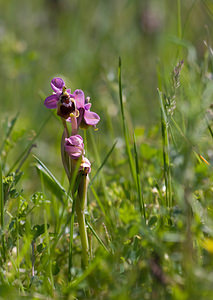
[64,135,84,159]
[71,89,100,128]
[44,77,76,119]
[80,157,91,174]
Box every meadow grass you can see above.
[1,1,213,299]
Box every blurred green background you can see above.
[0,0,213,189]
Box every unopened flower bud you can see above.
[80,157,91,175]
[64,135,84,159]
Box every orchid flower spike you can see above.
[44,77,79,119]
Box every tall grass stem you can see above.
[0,161,5,261]
[118,57,136,183]
[158,89,172,208]
[133,134,146,222]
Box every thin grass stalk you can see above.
[206,115,213,139]
[34,155,69,201]
[7,115,50,175]
[90,186,109,223]
[158,89,172,208]
[133,134,146,222]
[0,161,5,261]
[89,140,117,187]
[176,0,183,59]
[40,172,54,293]
[0,112,19,169]
[86,219,109,253]
[16,197,20,281]
[88,130,108,202]
[66,255,104,291]
[177,0,182,40]
[118,57,136,183]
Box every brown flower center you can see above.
[57,94,76,119]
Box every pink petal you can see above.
[66,117,72,123]
[64,145,83,158]
[65,135,83,146]
[44,94,59,109]
[51,77,65,93]
[84,110,100,126]
[84,103,92,110]
[73,89,85,109]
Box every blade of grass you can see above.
[0,160,5,261]
[158,89,172,208]
[39,171,54,293]
[88,130,108,203]
[89,140,117,187]
[35,165,65,204]
[118,57,136,183]
[34,155,72,203]
[86,219,110,253]
[206,115,213,139]
[66,253,106,291]
[0,112,19,156]
[90,186,106,218]
[172,116,209,165]
[133,133,146,222]
[177,0,182,40]
[7,115,50,175]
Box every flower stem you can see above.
[76,174,89,268]
[70,116,78,135]
[68,194,76,280]
[61,130,71,181]
[61,118,71,180]
[61,118,69,137]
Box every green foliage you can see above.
[1,0,213,299]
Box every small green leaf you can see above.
[32,224,49,240]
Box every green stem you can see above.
[0,161,5,261]
[61,129,71,181]
[40,171,54,293]
[68,195,76,280]
[61,118,70,137]
[158,89,172,208]
[118,58,136,183]
[76,174,89,268]
[177,0,182,40]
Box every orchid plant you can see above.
[44,77,100,268]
